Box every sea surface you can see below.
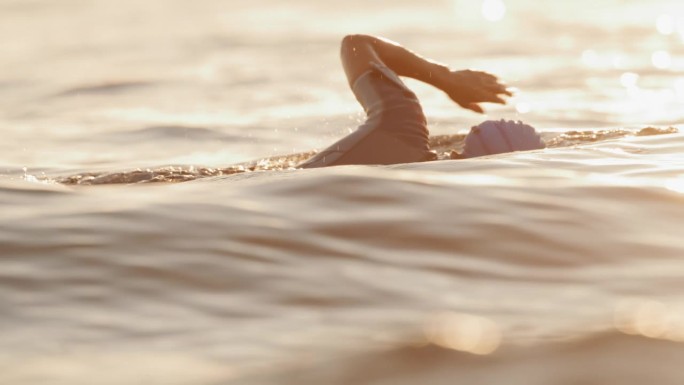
[3,0,684,384]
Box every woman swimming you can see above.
[298,34,543,169]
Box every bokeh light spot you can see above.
[657,14,675,35]
[620,72,639,88]
[424,312,501,355]
[652,50,672,69]
[613,298,684,341]
[481,0,506,22]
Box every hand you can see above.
[440,69,513,114]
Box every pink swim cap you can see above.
[462,120,545,158]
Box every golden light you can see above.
[633,301,669,338]
[481,0,506,22]
[423,312,501,355]
[614,298,665,337]
[614,298,684,342]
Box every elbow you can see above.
[340,34,372,53]
[341,34,371,44]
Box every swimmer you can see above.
[298,34,544,168]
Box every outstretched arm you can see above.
[340,34,512,113]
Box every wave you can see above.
[54,126,678,185]
[2,329,683,384]
[233,330,684,385]
[52,81,156,98]
[4,127,684,385]
[98,125,240,143]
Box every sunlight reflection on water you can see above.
[6,3,684,384]
[615,298,684,342]
[424,312,501,355]
[664,176,684,193]
[5,0,684,165]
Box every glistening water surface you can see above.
[2,0,684,384]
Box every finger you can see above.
[484,84,514,99]
[477,72,500,84]
[476,76,508,89]
[481,82,509,94]
[480,94,507,104]
[491,95,507,104]
[480,75,513,94]
[469,89,505,104]
[491,81,513,95]
[467,103,484,114]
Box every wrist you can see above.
[428,63,450,89]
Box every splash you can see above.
[543,126,678,148]
[57,152,315,185]
[56,127,678,186]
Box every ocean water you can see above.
[3,0,684,384]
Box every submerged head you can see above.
[458,120,545,159]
